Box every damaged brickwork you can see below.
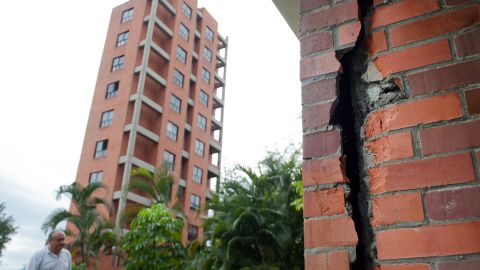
[300,0,480,269]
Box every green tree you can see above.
[190,147,304,270]
[121,167,184,225]
[42,182,116,269]
[0,202,17,262]
[122,203,185,270]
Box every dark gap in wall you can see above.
[332,0,375,269]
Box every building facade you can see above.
[273,0,480,269]
[74,0,227,261]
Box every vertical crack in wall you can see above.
[330,0,375,269]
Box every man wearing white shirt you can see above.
[27,229,72,270]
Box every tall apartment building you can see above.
[74,0,227,248]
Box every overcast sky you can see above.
[0,1,300,269]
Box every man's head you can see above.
[47,229,66,255]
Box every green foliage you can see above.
[122,203,185,270]
[189,147,304,270]
[0,202,17,261]
[121,167,184,226]
[72,262,86,270]
[42,182,116,269]
[291,180,304,211]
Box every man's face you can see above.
[49,232,66,254]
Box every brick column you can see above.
[300,0,361,269]
[300,0,480,269]
[364,0,480,269]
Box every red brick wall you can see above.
[300,0,480,269]
[300,0,360,268]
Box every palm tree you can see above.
[42,182,116,269]
[194,147,304,269]
[120,167,184,225]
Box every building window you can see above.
[195,139,205,156]
[94,140,108,158]
[201,68,210,84]
[173,69,184,88]
[111,55,124,71]
[176,45,187,64]
[116,31,129,47]
[199,90,208,106]
[188,225,198,241]
[163,151,175,171]
[170,95,181,113]
[197,114,206,131]
[192,166,202,184]
[177,185,186,199]
[179,23,189,41]
[190,194,200,211]
[100,110,114,128]
[166,121,178,141]
[182,2,192,19]
[205,26,214,42]
[121,8,134,23]
[106,82,119,99]
[203,46,212,62]
[89,171,103,183]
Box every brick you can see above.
[366,30,387,56]
[377,263,430,270]
[301,0,330,12]
[304,187,345,217]
[303,156,347,186]
[425,186,480,221]
[376,221,480,259]
[303,129,341,158]
[305,251,350,270]
[304,217,358,248]
[466,88,480,116]
[369,152,475,194]
[446,0,476,6]
[374,39,451,78]
[366,132,414,163]
[301,51,341,80]
[301,31,334,56]
[338,21,361,46]
[364,93,462,138]
[372,192,424,226]
[456,28,480,57]
[300,1,358,34]
[370,0,440,28]
[303,102,334,130]
[438,260,480,270]
[408,59,480,96]
[302,79,337,105]
[389,6,480,47]
[420,119,480,155]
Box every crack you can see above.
[330,0,378,269]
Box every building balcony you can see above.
[129,94,164,114]
[113,191,151,207]
[213,94,224,109]
[209,138,221,153]
[118,155,156,173]
[140,40,170,61]
[208,164,220,178]
[211,118,222,130]
[159,0,176,15]
[124,123,160,143]
[217,33,228,49]
[216,53,226,68]
[134,66,167,87]
[214,74,225,88]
